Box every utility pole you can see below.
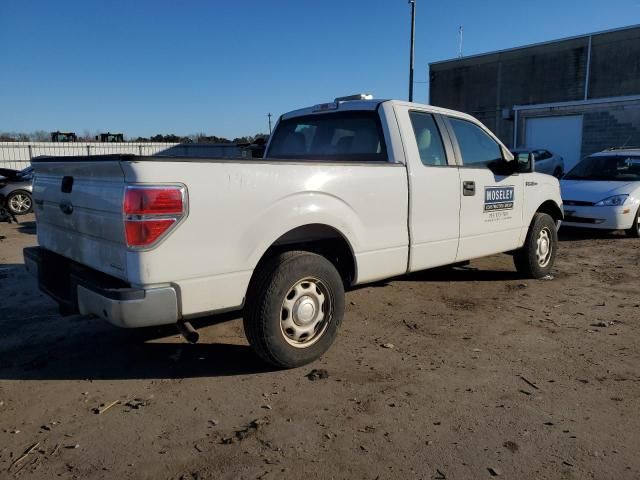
[458,25,464,58]
[408,0,416,102]
[267,113,272,136]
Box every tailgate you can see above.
[32,156,128,280]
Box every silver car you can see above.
[512,148,564,178]
[0,166,33,215]
[560,149,640,237]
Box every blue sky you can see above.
[1,0,638,138]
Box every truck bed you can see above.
[31,154,410,318]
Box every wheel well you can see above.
[537,200,563,222]
[8,189,30,196]
[254,224,357,287]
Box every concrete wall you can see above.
[0,142,249,169]
[589,27,640,98]
[581,105,640,157]
[429,25,640,148]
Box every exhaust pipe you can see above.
[177,321,199,344]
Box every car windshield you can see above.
[267,111,387,161]
[563,155,640,181]
[17,167,33,178]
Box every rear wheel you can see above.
[6,190,32,215]
[514,213,558,278]
[626,207,640,238]
[244,251,344,368]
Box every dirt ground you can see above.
[1,214,639,480]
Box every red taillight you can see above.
[124,187,183,215]
[125,219,176,247]
[123,185,186,249]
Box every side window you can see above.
[408,111,448,166]
[449,117,502,167]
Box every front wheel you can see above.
[6,190,32,215]
[626,207,640,238]
[514,213,558,278]
[244,251,345,368]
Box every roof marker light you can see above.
[334,93,374,102]
[312,102,339,112]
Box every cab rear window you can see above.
[267,111,388,161]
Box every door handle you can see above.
[61,176,74,193]
[463,181,475,196]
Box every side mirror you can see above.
[512,152,535,173]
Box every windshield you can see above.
[266,111,387,161]
[19,167,34,180]
[564,155,640,181]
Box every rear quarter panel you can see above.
[121,160,409,316]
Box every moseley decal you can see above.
[484,186,514,212]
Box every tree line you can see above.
[0,131,269,144]
[133,133,269,144]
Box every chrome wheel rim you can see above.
[280,277,332,348]
[9,193,31,214]
[536,227,553,267]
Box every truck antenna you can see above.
[408,0,416,102]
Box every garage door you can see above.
[525,115,583,171]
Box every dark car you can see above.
[0,166,34,215]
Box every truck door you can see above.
[395,106,461,271]
[444,116,524,261]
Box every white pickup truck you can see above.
[24,95,563,368]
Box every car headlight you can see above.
[595,194,628,206]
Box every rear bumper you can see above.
[24,247,179,328]
[561,205,635,230]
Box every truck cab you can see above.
[266,96,562,272]
[50,131,77,142]
[96,132,125,143]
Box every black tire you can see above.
[6,190,33,215]
[514,212,558,279]
[626,207,640,238]
[244,251,345,368]
[553,167,563,179]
